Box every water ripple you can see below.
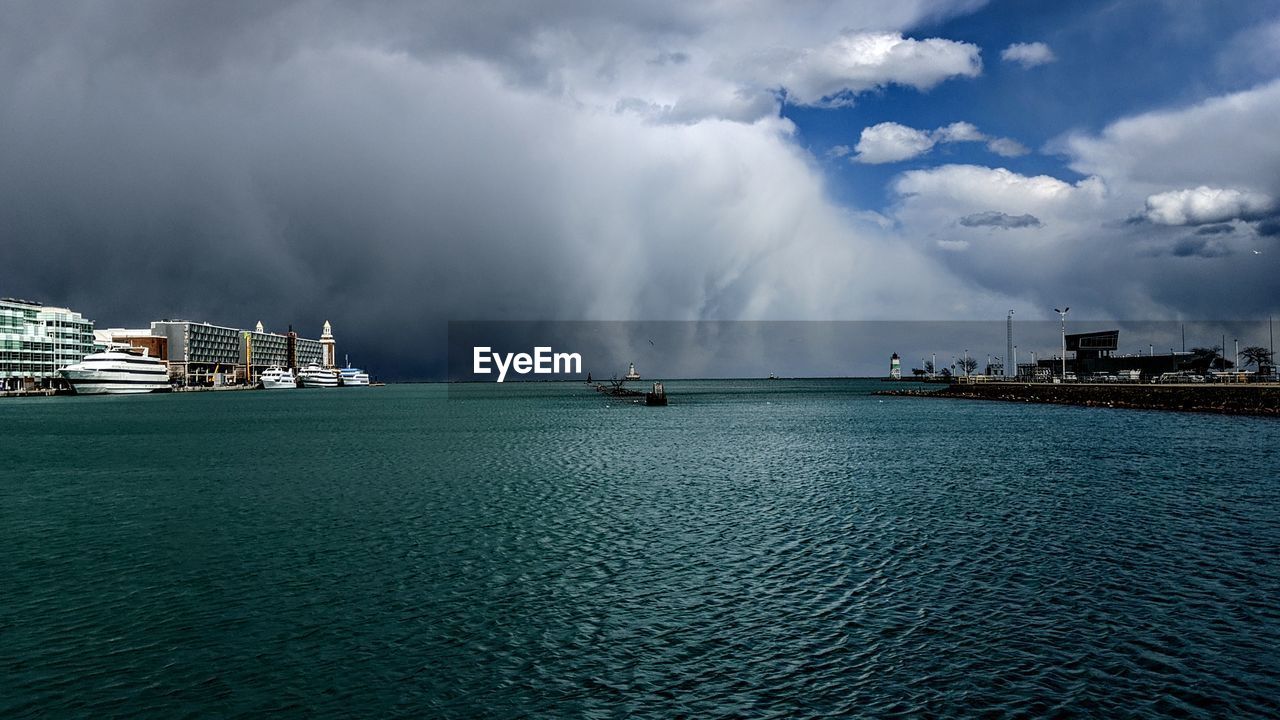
[2,382,1279,717]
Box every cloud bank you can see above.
[0,0,1010,378]
[1143,187,1273,225]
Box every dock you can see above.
[876,382,1280,416]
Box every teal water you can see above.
[3,381,1279,717]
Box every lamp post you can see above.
[1053,307,1070,379]
[1006,310,1015,378]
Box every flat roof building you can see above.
[152,320,242,386]
[1039,329,1226,379]
[1,298,95,390]
[243,321,290,383]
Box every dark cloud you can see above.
[1256,217,1280,237]
[1,1,1003,380]
[1195,223,1235,235]
[649,50,691,66]
[1167,237,1232,258]
[958,211,1043,229]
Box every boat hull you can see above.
[260,377,297,390]
[60,368,170,395]
[66,382,170,395]
[298,375,339,388]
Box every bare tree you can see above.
[1190,346,1231,371]
[1240,346,1274,370]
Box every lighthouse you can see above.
[321,320,337,368]
[890,352,901,379]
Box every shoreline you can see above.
[875,382,1280,417]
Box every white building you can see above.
[0,298,95,389]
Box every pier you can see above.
[876,382,1280,416]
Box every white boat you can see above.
[59,347,171,395]
[259,366,297,389]
[297,364,339,388]
[339,365,369,387]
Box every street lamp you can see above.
[1053,307,1070,379]
[1006,310,1015,379]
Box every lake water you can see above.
[3,381,1279,717]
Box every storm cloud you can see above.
[0,1,1011,379]
[958,211,1043,229]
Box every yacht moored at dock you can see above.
[339,365,370,387]
[59,348,171,395]
[259,366,297,389]
[297,364,339,388]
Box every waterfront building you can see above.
[95,328,169,361]
[151,320,242,386]
[242,321,290,384]
[1034,329,1224,380]
[0,298,95,390]
[294,335,323,368]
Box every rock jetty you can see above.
[875,382,1280,417]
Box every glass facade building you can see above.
[1,298,95,389]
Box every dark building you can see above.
[1036,329,1230,379]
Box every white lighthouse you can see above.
[321,320,336,368]
[889,352,901,379]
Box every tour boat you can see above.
[338,355,369,387]
[59,347,171,395]
[339,365,370,387]
[297,364,340,388]
[259,366,297,390]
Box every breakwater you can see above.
[877,382,1280,416]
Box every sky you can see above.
[1,0,1278,378]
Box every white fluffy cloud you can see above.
[1000,42,1056,68]
[892,165,1106,225]
[853,121,1027,163]
[1144,187,1274,225]
[933,121,985,142]
[884,80,1280,319]
[1062,79,1280,198]
[854,122,937,163]
[775,32,982,106]
[985,136,1029,157]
